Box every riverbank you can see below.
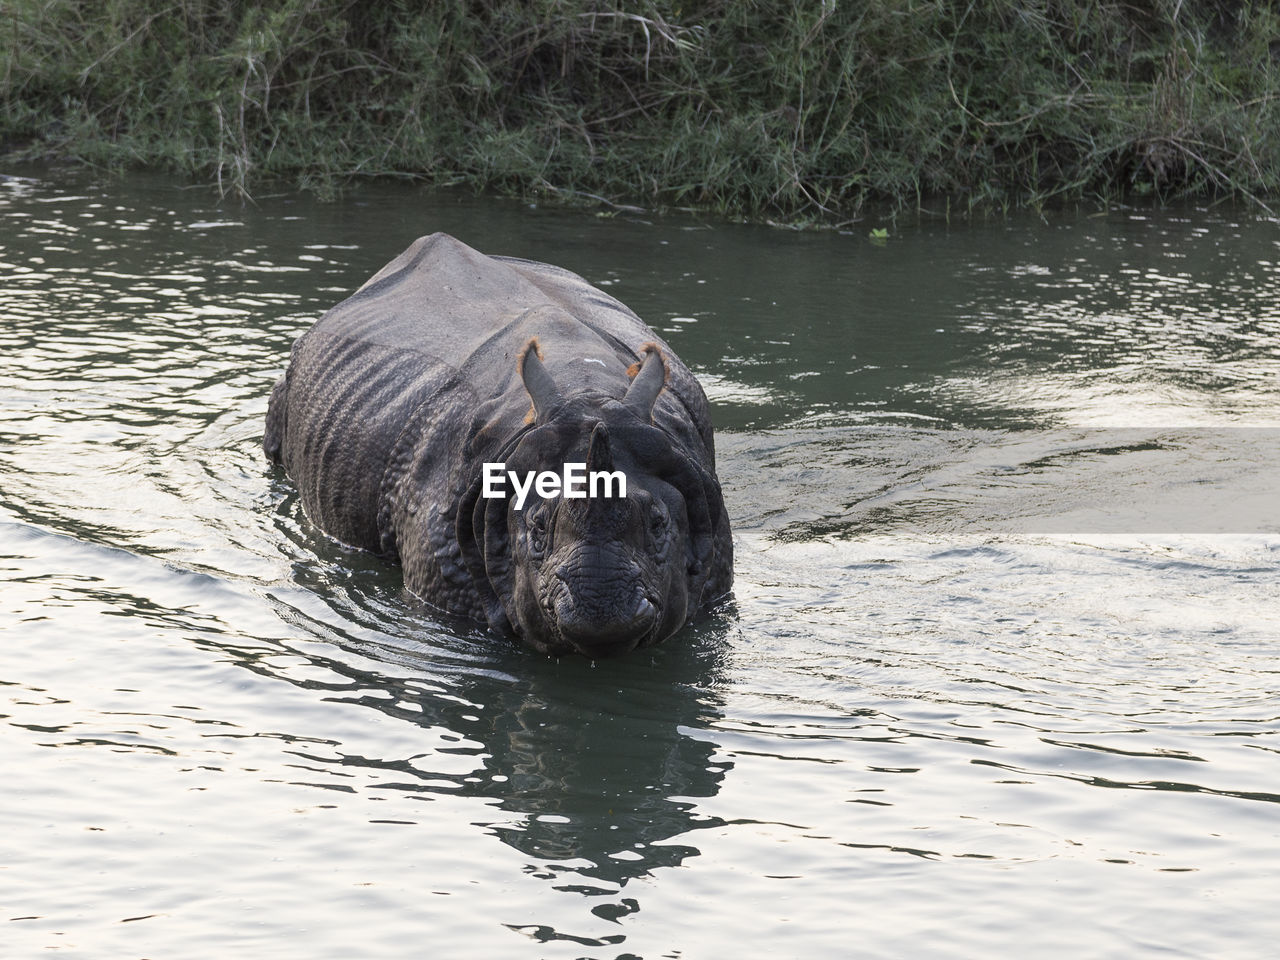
[4,1,1279,220]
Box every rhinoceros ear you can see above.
[624,343,667,420]
[519,338,561,423]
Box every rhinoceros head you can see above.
[461,340,724,658]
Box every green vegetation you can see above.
[4,1,1280,219]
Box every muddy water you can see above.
[2,169,1278,958]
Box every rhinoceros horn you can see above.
[624,344,667,420]
[586,420,613,473]
[519,338,561,422]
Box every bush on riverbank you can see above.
[4,1,1279,219]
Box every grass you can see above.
[4,1,1280,220]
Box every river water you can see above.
[2,170,1277,958]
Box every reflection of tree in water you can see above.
[247,580,735,893]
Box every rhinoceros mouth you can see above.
[537,582,660,658]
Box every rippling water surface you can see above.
[3,170,1278,958]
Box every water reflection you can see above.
[472,655,729,881]
[616,208,1280,430]
[5,168,1279,442]
[246,582,734,889]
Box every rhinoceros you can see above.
[264,233,732,658]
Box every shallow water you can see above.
[2,170,1278,958]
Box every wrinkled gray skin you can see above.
[264,233,732,658]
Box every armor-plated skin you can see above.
[264,233,732,657]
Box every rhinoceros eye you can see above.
[648,507,670,560]
[526,511,549,559]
